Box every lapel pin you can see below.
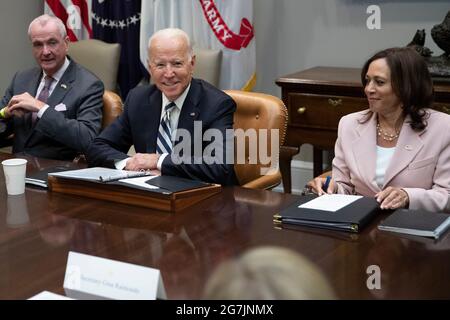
[61,84,67,89]
[190,112,196,117]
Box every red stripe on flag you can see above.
[71,0,92,38]
[45,0,78,41]
[198,0,254,51]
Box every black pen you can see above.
[99,171,151,183]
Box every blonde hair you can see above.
[203,246,336,300]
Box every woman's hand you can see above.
[375,187,409,210]
[306,176,336,196]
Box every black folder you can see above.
[25,165,75,188]
[274,195,380,233]
[145,175,212,193]
[378,209,450,239]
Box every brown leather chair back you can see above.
[71,90,122,163]
[73,90,123,163]
[102,90,123,129]
[224,90,288,189]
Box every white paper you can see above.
[119,175,158,189]
[63,251,166,300]
[49,167,128,181]
[49,168,157,187]
[299,194,363,212]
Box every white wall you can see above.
[255,0,448,96]
[254,0,450,192]
[0,0,43,95]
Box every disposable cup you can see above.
[2,158,28,195]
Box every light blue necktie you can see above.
[156,102,176,154]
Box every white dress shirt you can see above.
[375,145,396,187]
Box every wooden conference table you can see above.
[1,153,450,300]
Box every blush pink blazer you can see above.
[332,109,450,212]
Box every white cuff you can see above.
[157,153,168,171]
[115,158,130,170]
[37,104,50,118]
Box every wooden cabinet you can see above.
[276,66,450,193]
[288,93,366,130]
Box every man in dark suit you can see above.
[0,14,103,160]
[87,28,237,185]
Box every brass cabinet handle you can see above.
[328,98,342,107]
[297,107,306,114]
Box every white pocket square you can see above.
[54,103,67,111]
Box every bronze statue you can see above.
[412,10,450,78]
[431,11,450,57]
[407,29,433,57]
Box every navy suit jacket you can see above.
[0,59,104,160]
[87,79,238,186]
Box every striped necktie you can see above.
[156,102,176,154]
[32,75,54,124]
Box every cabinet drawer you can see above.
[288,93,367,129]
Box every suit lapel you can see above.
[383,119,424,187]
[24,69,43,127]
[177,80,201,135]
[25,62,75,146]
[28,68,43,97]
[23,69,44,143]
[146,89,162,152]
[351,112,379,193]
[46,60,75,107]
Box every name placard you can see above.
[29,291,73,300]
[63,251,166,300]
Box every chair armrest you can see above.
[241,171,282,190]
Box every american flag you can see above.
[92,0,144,98]
[44,0,92,41]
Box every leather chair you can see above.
[68,39,121,92]
[193,47,222,87]
[101,90,138,157]
[225,90,288,190]
[72,90,123,163]
[101,90,123,129]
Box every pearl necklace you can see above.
[377,123,399,141]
